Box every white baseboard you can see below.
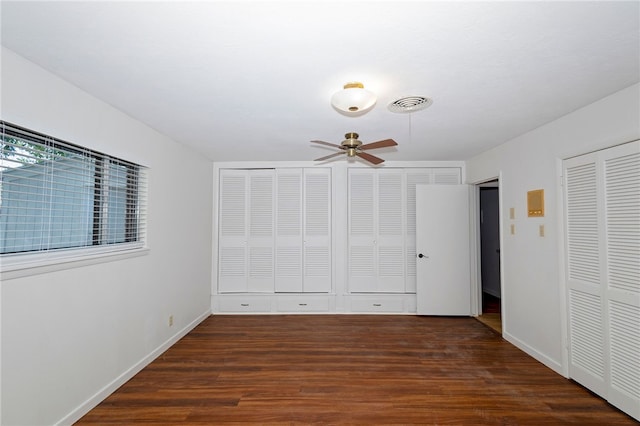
[57,310,211,426]
[503,330,564,376]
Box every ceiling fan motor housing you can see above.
[341,132,362,154]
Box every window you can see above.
[0,121,147,262]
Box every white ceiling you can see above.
[1,1,639,163]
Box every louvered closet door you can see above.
[433,168,464,185]
[349,170,376,292]
[275,169,303,292]
[602,142,639,419]
[218,170,248,293]
[303,168,332,292]
[376,169,405,292]
[247,170,275,292]
[565,152,606,396]
[218,169,275,293]
[349,169,405,293]
[275,168,332,293]
[564,140,640,420]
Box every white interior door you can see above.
[416,184,471,315]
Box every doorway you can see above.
[477,180,502,333]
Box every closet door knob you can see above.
[417,253,429,259]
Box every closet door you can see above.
[564,140,640,420]
[275,168,331,293]
[274,168,332,293]
[348,168,462,294]
[303,168,332,292]
[218,169,274,293]
[275,169,303,292]
[247,170,275,292]
[376,169,405,292]
[348,170,376,292]
[602,143,639,418]
[348,169,404,293]
[218,170,248,293]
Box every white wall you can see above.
[2,43,637,424]
[0,47,213,425]
[466,83,640,373]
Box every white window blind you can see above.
[0,121,147,257]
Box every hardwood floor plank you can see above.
[76,315,636,425]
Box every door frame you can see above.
[470,174,504,330]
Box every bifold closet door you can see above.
[275,169,303,292]
[348,168,463,294]
[302,168,332,293]
[564,140,639,420]
[218,169,275,293]
[275,168,331,293]
[348,169,405,293]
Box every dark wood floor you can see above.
[77,315,636,425]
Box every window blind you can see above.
[0,121,147,256]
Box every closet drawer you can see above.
[276,297,330,312]
[217,296,272,313]
[350,297,405,313]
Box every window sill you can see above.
[0,245,150,281]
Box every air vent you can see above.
[388,96,433,113]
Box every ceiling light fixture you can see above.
[331,82,377,116]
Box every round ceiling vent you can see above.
[388,96,433,113]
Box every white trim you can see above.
[504,330,563,375]
[497,171,505,334]
[0,244,149,280]
[212,160,466,170]
[469,185,480,317]
[556,158,570,377]
[468,174,502,322]
[55,310,211,426]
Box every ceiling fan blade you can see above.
[360,139,398,150]
[356,151,385,165]
[311,140,342,149]
[314,151,345,162]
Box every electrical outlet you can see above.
[169,315,174,327]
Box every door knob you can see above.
[417,253,428,258]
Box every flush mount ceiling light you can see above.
[331,82,377,116]
[388,96,433,113]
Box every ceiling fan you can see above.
[311,132,398,165]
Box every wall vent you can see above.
[388,96,433,113]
